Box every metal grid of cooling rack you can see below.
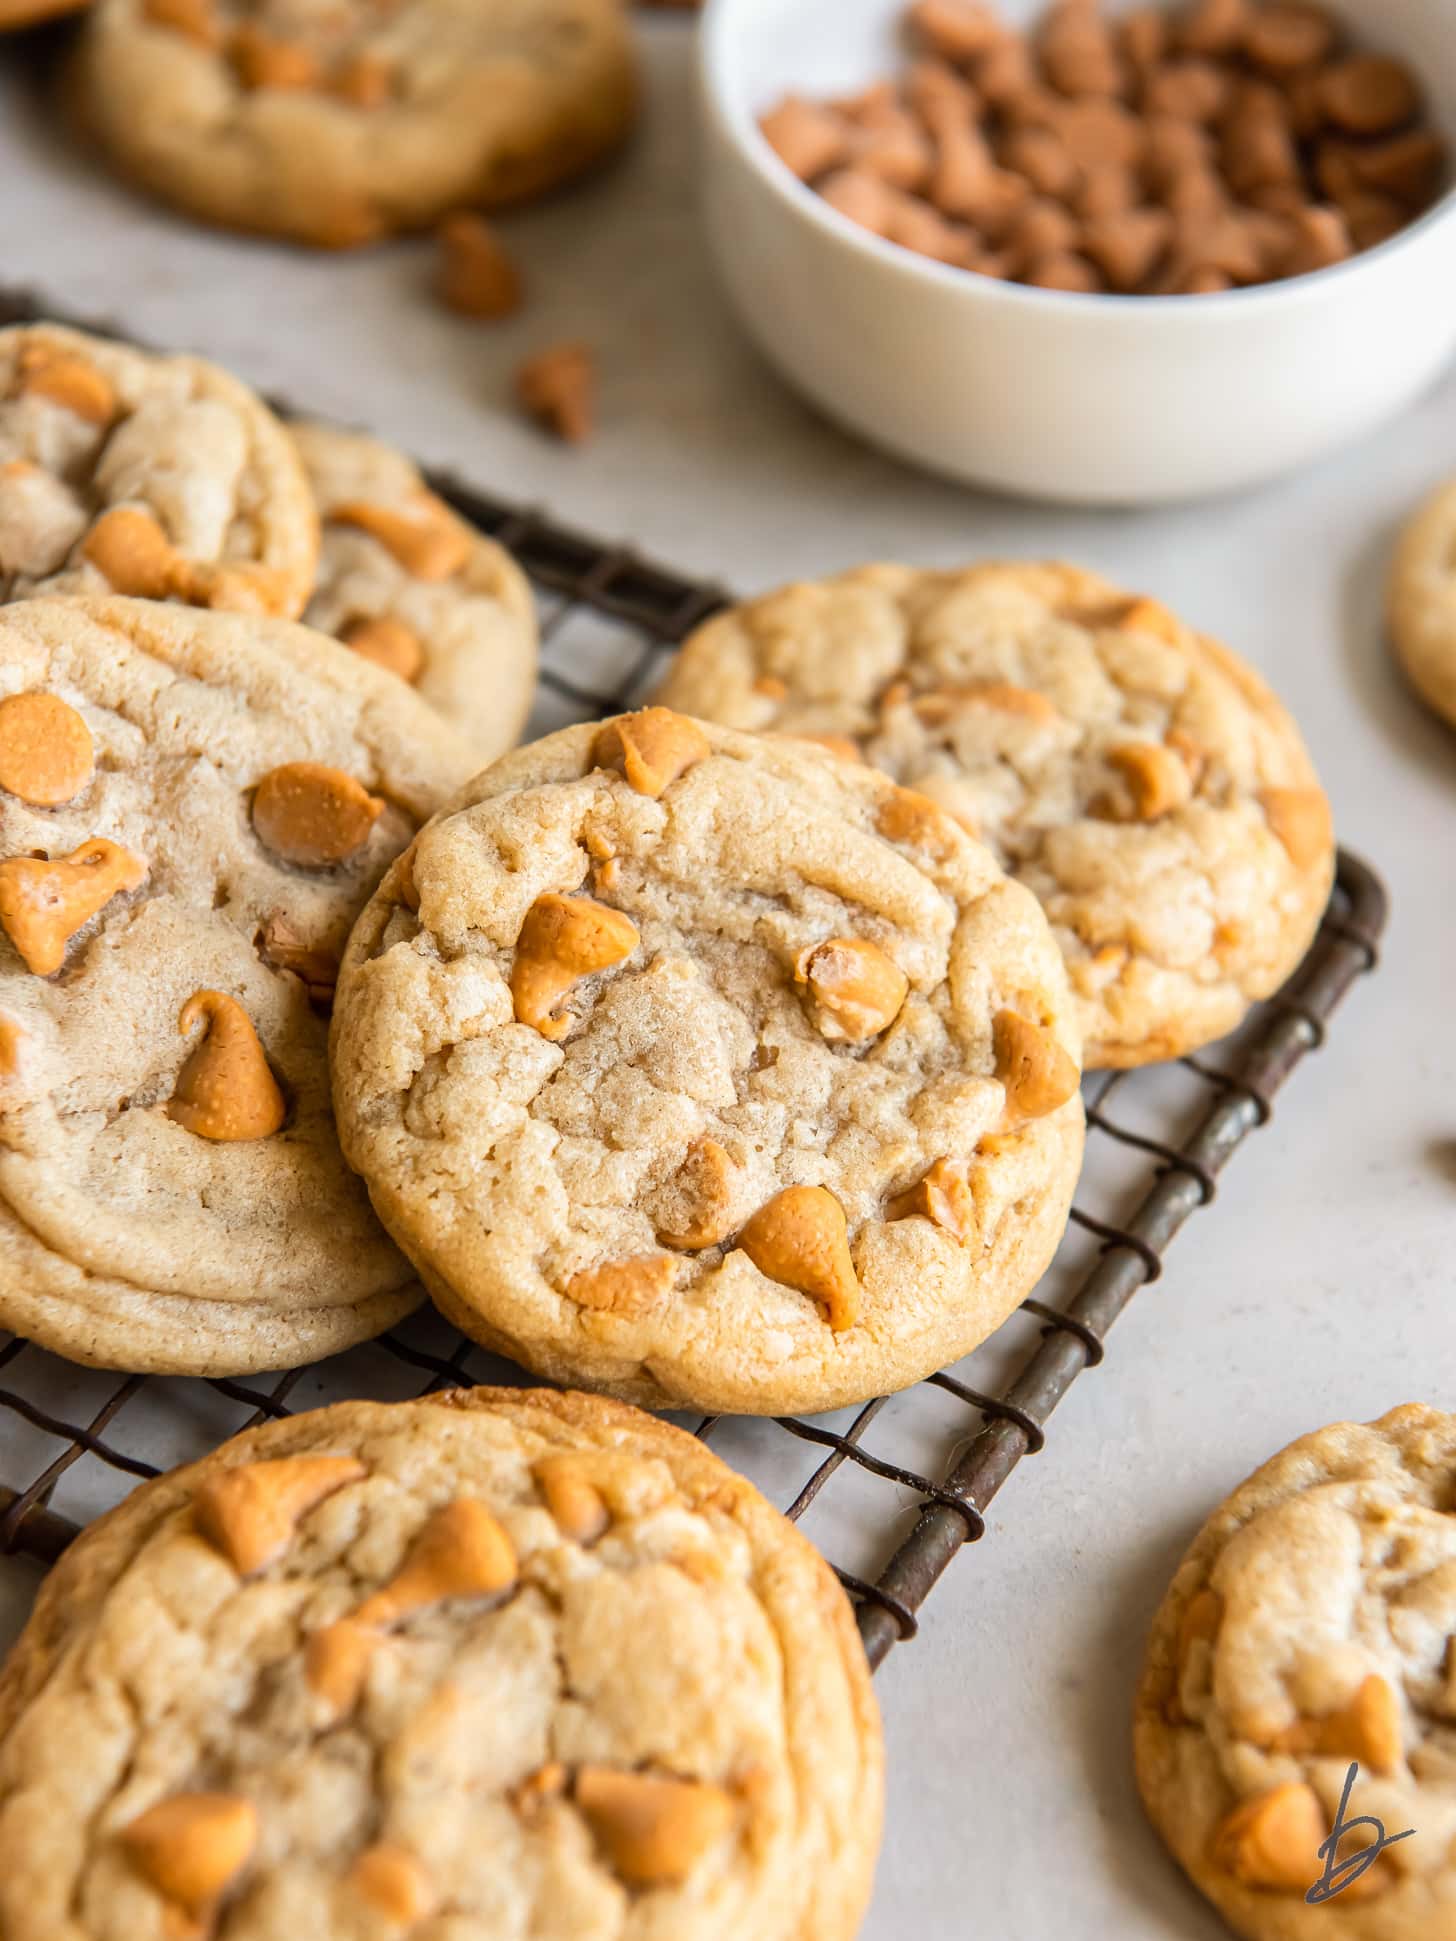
[0,288,1388,1670]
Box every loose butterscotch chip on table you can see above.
[0,1387,885,1940]
[0,594,473,1375]
[331,709,1084,1415]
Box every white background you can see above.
[1,16,1453,1938]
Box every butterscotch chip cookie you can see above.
[0,323,317,619]
[69,0,638,248]
[0,1387,884,1940]
[1388,480,1456,731]
[1135,1405,1456,1940]
[655,563,1335,1068]
[331,709,1085,1415]
[292,421,538,761]
[0,596,475,1374]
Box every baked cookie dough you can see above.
[0,323,317,619]
[656,563,1336,1069]
[1388,480,1456,730]
[294,420,538,761]
[0,596,475,1374]
[1135,1405,1456,1941]
[70,0,639,248]
[0,1386,885,1941]
[331,708,1086,1416]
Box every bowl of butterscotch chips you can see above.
[700,0,1456,503]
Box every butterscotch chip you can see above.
[229,22,320,89]
[342,614,425,682]
[576,1768,737,1888]
[1178,0,1247,57]
[992,1009,1080,1120]
[0,1389,886,1937]
[141,0,219,48]
[534,1454,611,1543]
[332,493,472,580]
[907,0,1003,62]
[167,990,287,1142]
[656,563,1332,1069]
[1143,58,1229,122]
[1027,251,1102,290]
[0,598,470,1375]
[853,98,934,191]
[1001,124,1079,199]
[304,1616,377,1714]
[517,342,595,444]
[759,95,851,180]
[1351,129,1447,206]
[1320,53,1421,135]
[566,1254,678,1315]
[120,1794,257,1913]
[194,1454,365,1573]
[14,344,117,426]
[1038,2,1126,99]
[1120,5,1167,73]
[1282,203,1352,275]
[252,762,385,868]
[437,211,524,318]
[354,1498,518,1623]
[1338,187,1406,250]
[333,49,393,108]
[592,706,710,798]
[819,164,896,233]
[0,837,148,976]
[1135,1406,1456,1935]
[82,505,183,600]
[1242,1,1337,74]
[1259,785,1332,868]
[1073,159,1140,219]
[0,691,94,808]
[1081,207,1173,291]
[510,891,641,1040]
[886,1155,975,1242]
[330,715,1083,1413]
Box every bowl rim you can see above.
[699,0,1456,319]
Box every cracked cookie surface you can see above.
[0,596,474,1374]
[0,323,317,619]
[1388,481,1456,731]
[0,1386,884,1941]
[70,0,638,247]
[655,562,1335,1068]
[293,420,538,760]
[1135,1405,1456,1941]
[330,710,1085,1416]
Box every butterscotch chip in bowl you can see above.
[1135,1405,1456,1938]
[0,323,318,619]
[290,419,539,762]
[330,711,1085,1415]
[655,562,1334,1068]
[68,0,638,247]
[0,595,475,1374]
[0,1388,884,1940]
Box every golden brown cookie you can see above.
[330,708,1085,1415]
[656,562,1335,1067]
[1135,1405,1456,1941]
[69,0,638,248]
[0,323,317,619]
[292,420,538,760]
[0,596,474,1374]
[1388,480,1456,730]
[0,1387,884,1941]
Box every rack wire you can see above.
[0,288,1387,1670]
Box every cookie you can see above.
[330,708,1085,1416]
[293,420,538,761]
[0,0,89,32]
[0,595,475,1374]
[69,0,638,249]
[1134,1405,1456,1941]
[0,323,317,619]
[1388,480,1456,730]
[655,562,1335,1068]
[0,1386,885,1940]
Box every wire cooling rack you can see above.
[0,289,1387,1671]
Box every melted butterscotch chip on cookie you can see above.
[331,714,1083,1415]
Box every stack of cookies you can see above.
[0,316,1342,1936]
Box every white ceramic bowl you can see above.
[699,0,1456,505]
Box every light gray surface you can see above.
[0,17,1453,1940]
